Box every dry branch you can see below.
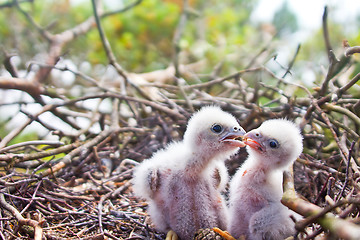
[0,76,43,96]
[0,142,81,162]
[39,127,118,178]
[345,46,360,57]
[0,140,64,154]
[0,193,43,240]
[282,189,360,239]
[282,171,360,240]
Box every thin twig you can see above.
[173,0,189,78]
[0,140,64,154]
[184,67,263,90]
[91,0,151,100]
[322,6,332,60]
[20,180,42,215]
[38,128,118,178]
[0,105,53,149]
[281,43,301,78]
[337,141,356,200]
[0,142,81,162]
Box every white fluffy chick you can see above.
[228,119,303,240]
[132,106,245,240]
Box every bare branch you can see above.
[345,46,360,57]
[0,76,43,97]
[0,105,52,149]
[0,193,43,240]
[0,142,81,163]
[322,6,332,60]
[282,171,360,240]
[0,140,64,154]
[173,0,189,78]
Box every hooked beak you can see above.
[220,127,246,148]
[244,132,263,152]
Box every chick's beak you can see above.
[243,132,263,152]
[220,126,246,148]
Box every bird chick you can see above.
[132,106,245,240]
[228,119,303,240]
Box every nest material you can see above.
[1,76,359,239]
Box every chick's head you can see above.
[183,106,245,157]
[244,119,303,169]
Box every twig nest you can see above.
[194,228,224,240]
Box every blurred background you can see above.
[0,0,359,142]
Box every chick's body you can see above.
[228,119,303,240]
[133,106,245,240]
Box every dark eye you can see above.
[211,124,223,133]
[269,139,279,149]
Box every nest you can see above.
[0,2,360,240]
[1,65,359,239]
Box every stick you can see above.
[282,171,360,240]
[0,193,43,240]
[337,141,356,200]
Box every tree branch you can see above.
[282,171,360,240]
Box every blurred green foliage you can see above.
[272,1,298,37]
[0,0,261,73]
[101,0,180,71]
[0,0,359,84]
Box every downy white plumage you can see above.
[228,119,303,240]
[132,106,245,240]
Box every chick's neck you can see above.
[184,148,221,176]
[243,156,284,197]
